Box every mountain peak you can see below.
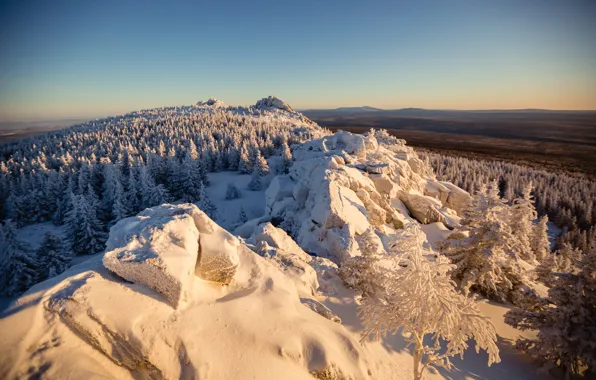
[254,96,295,113]
[196,97,226,107]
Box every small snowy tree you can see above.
[254,150,269,176]
[360,224,500,380]
[111,180,129,222]
[37,232,71,280]
[505,245,596,378]
[198,183,217,220]
[225,182,241,200]
[280,141,292,174]
[234,206,248,228]
[531,215,550,262]
[438,187,528,304]
[247,166,262,191]
[339,228,387,297]
[509,183,537,262]
[66,191,106,255]
[238,146,251,174]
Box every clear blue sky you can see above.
[1,0,595,121]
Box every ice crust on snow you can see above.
[103,204,239,308]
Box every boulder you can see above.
[254,223,312,263]
[256,241,318,297]
[103,204,239,308]
[103,205,200,308]
[398,191,445,225]
[255,96,295,112]
[440,181,471,215]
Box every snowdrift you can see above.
[0,204,376,380]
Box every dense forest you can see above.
[420,150,596,253]
[0,103,323,295]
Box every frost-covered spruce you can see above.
[235,206,248,228]
[509,183,537,262]
[280,141,292,174]
[247,165,262,191]
[531,215,550,262]
[505,246,596,378]
[198,183,217,220]
[0,219,32,294]
[360,223,500,380]
[439,186,528,304]
[37,232,71,280]
[339,228,386,298]
[65,191,107,255]
[225,182,241,200]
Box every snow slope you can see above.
[0,204,381,380]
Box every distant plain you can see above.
[302,108,596,176]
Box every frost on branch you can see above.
[438,184,528,304]
[359,223,500,380]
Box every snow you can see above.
[255,96,296,113]
[1,210,381,380]
[16,222,66,251]
[421,222,451,249]
[204,170,272,230]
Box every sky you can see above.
[0,0,595,121]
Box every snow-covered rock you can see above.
[256,240,319,297]
[254,223,312,263]
[103,206,200,308]
[1,207,379,380]
[196,97,226,107]
[398,191,445,225]
[255,96,295,113]
[262,129,468,262]
[103,204,239,308]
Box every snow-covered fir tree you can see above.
[238,146,252,174]
[509,183,537,262]
[505,245,596,378]
[438,185,528,304]
[280,141,292,174]
[253,149,269,176]
[225,182,241,200]
[247,165,262,191]
[531,215,550,262]
[65,191,106,255]
[235,206,248,228]
[37,232,71,280]
[1,219,36,296]
[359,223,500,380]
[339,228,386,298]
[198,183,217,220]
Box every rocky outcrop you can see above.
[103,204,239,308]
[398,191,445,225]
[255,96,295,113]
